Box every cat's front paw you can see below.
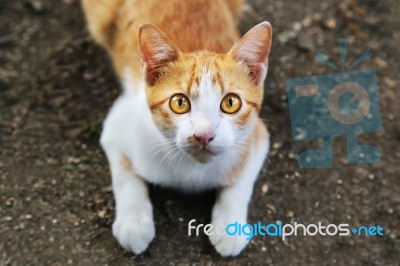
[209,218,249,257]
[112,212,155,254]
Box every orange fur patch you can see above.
[252,119,269,146]
[121,155,134,172]
[235,110,252,127]
[82,0,243,80]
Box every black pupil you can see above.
[228,98,233,107]
[178,98,183,106]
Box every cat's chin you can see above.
[187,148,221,164]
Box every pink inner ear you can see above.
[143,59,166,86]
[142,46,178,85]
[243,59,268,85]
[139,25,178,85]
[230,22,272,86]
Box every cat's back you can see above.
[82,0,244,82]
[83,0,243,76]
[119,0,240,52]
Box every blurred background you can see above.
[0,0,399,265]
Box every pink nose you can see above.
[194,132,215,146]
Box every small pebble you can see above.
[266,204,276,213]
[5,197,15,207]
[277,30,297,45]
[301,17,312,28]
[374,57,388,68]
[383,77,396,88]
[322,17,337,30]
[292,22,302,31]
[25,0,48,14]
[261,184,269,193]
[98,209,106,218]
[272,142,282,149]
[297,31,315,52]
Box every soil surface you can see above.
[1,0,399,265]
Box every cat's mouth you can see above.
[200,145,218,155]
[182,136,223,163]
[184,144,220,163]
[190,149,217,163]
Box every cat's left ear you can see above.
[139,24,179,86]
[229,21,272,87]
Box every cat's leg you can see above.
[209,122,269,257]
[104,147,155,254]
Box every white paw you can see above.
[112,212,155,254]
[209,214,249,256]
[209,222,249,256]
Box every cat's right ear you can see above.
[139,24,179,86]
[229,22,272,87]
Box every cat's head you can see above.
[139,22,272,163]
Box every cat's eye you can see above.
[220,94,242,114]
[169,94,191,114]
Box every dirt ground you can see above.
[0,0,399,265]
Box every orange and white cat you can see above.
[82,0,272,257]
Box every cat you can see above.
[82,0,272,257]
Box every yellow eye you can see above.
[221,94,242,114]
[169,94,191,114]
